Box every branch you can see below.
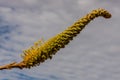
[0,62,26,70]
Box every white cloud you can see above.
[78,0,94,6]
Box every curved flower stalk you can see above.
[0,8,111,70]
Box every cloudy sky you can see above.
[0,0,120,80]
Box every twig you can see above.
[0,62,26,70]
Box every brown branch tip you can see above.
[0,62,26,70]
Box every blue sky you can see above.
[0,0,120,80]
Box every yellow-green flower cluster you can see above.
[21,8,111,68]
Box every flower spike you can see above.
[0,8,111,70]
